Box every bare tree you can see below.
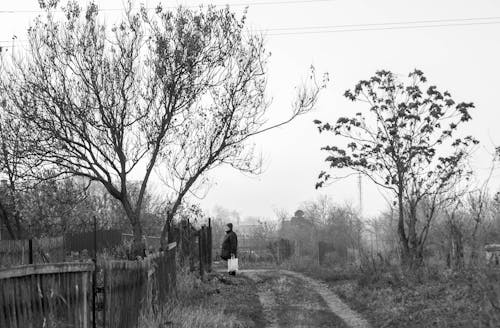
[0,97,42,239]
[467,157,496,265]
[1,2,325,255]
[145,13,327,245]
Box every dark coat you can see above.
[221,230,237,260]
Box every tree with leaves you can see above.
[2,1,325,255]
[315,70,478,266]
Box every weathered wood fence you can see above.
[0,243,177,328]
[0,262,93,328]
[198,223,212,277]
[102,243,177,328]
[172,219,212,278]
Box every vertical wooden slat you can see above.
[0,280,8,327]
[25,274,33,328]
[20,275,28,328]
[13,276,22,328]
[103,264,107,328]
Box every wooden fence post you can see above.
[189,220,195,272]
[198,228,204,279]
[202,226,208,272]
[207,218,212,272]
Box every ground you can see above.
[209,265,370,328]
[156,256,493,328]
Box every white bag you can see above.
[228,256,238,272]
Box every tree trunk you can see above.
[450,223,464,270]
[469,220,480,267]
[160,211,174,250]
[407,204,421,268]
[0,200,16,239]
[121,200,145,258]
[130,219,145,258]
[397,185,409,266]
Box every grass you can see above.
[281,255,359,283]
[139,266,263,328]
[282,256,493,327]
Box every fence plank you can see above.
[0,262,94,279]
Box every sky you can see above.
[1,0,500,221]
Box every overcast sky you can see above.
[1,0,500,221]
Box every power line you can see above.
[0,0,336,14]
[267,20,500,36]
[263,15,500,32]
[1,15,499,47]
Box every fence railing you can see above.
[0,262,94,328]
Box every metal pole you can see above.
[28,239,33,264]
[92,215,97,328]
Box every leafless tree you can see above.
[0,96,43,238]
[1,2,325,255]
[467,156,497,265]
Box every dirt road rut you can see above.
[242,269,370,328]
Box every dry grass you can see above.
[283,256,496,327]
[139,267,250,328]
[140,300,244,328]
[282,255,358,282]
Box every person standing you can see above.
[221,223,238,275]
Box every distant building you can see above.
[281,209,309,232]
[236,217,260,238]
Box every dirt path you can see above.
[242,269,370,328]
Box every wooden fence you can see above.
[0,262,94,328]
[198,224,212,277]
[102,243,177,328]
[0,243,178,328]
